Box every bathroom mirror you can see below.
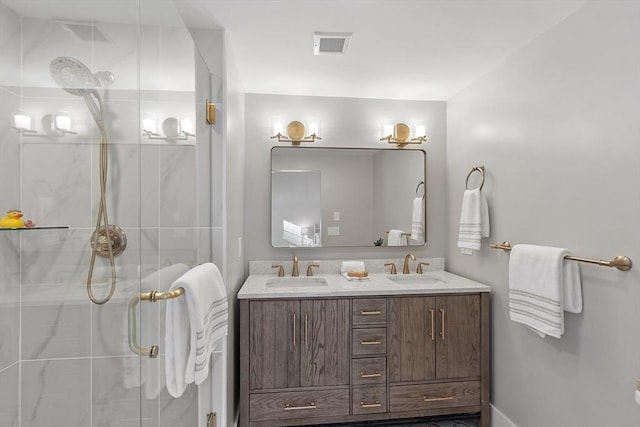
[271,147,426,248]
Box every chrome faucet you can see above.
[292,255,299,277]
[402,253,415,274]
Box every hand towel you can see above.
[165,263,228,398]
[388,229,408,246]
[122,263,190,398]
[508,244,582,339]
[457,188,489,251]
[340,260,365,273]
[410,197,425,243]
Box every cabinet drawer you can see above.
[249,389,349,421]
[352,386,387,415]
[352,298,387,326]
[351,357,386,385]
[352,328,387,356]
[389,381,480,412]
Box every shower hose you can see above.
[83,90,117,305]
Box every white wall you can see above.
[447,1,640,425]
[244,93,446,267]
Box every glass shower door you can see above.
[0,1,209,425]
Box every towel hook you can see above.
[465,166,485,191]
[416,181,425,197]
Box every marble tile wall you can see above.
[0,3,224,426]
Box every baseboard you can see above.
[491,404,518,427]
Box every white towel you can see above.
[388,229,408,246]
[508,244,582,339]
[340,260,365,273]
[122,263,190,398]
[165,263,228,398]
[457,188,489,251]
[410,197,425,243]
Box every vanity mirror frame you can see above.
[270,146,427,249]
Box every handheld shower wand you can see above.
[50,56,126,305]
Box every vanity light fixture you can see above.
[13,111,77,136]
[143,116,195,141]
[271,120,322,144]
[380,122,427,146]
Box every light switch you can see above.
[328,226,340,236]
[333,211,340,221]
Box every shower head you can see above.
[49,56,114,96]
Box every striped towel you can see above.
[165,263,228,398]
[508,244,582,339]
[457,188,489,251]
[410,196,425,243]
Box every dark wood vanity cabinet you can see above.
[239,293,490,427]
[248,299,350,390]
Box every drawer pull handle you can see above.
[360,371,382,378]
[360,310,382,315]
[360,339,382,345]
[284,403,317,411]
[423,396,454,403]
[360,401,382,408]
[440,308,446,341]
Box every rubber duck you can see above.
[0,209,25,228]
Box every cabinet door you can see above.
[300,299,350,387]
[249,300,300,390]
[435,295,481,379]
[389,297,437,382]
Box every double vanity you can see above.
[238,258,491,427]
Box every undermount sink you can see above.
[265,277,329,288]
[387,274,445,286]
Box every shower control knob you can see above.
[90,224,127,257]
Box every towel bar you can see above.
[128,287,185,358]
[465,166,485,191]
[491,241,632,271]
[386,230,411,236]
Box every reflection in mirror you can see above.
[271,147,426,248]
[271,170,322,247]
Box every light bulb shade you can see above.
[180,118,194,135]
[383,124,393,138]
[14,114,32,131]
[54,114,72,132]
[415,124,426,137]
[308,122,319,136]
[143,118,157,134]
[273,121,284,136]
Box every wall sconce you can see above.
[13,112,77,137]
[380,122,427,146]
[143,117,195,141]
[271,120,322,144]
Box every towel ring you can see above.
[465,166,485,191]
[415,181,425,197]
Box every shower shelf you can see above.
[0,225,69,231]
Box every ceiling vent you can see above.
[57,20,110,43]
[313,32,352,55]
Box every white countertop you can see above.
[237,270,490,299]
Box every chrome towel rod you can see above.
[491,241,632,271]
[128,287,185,358]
